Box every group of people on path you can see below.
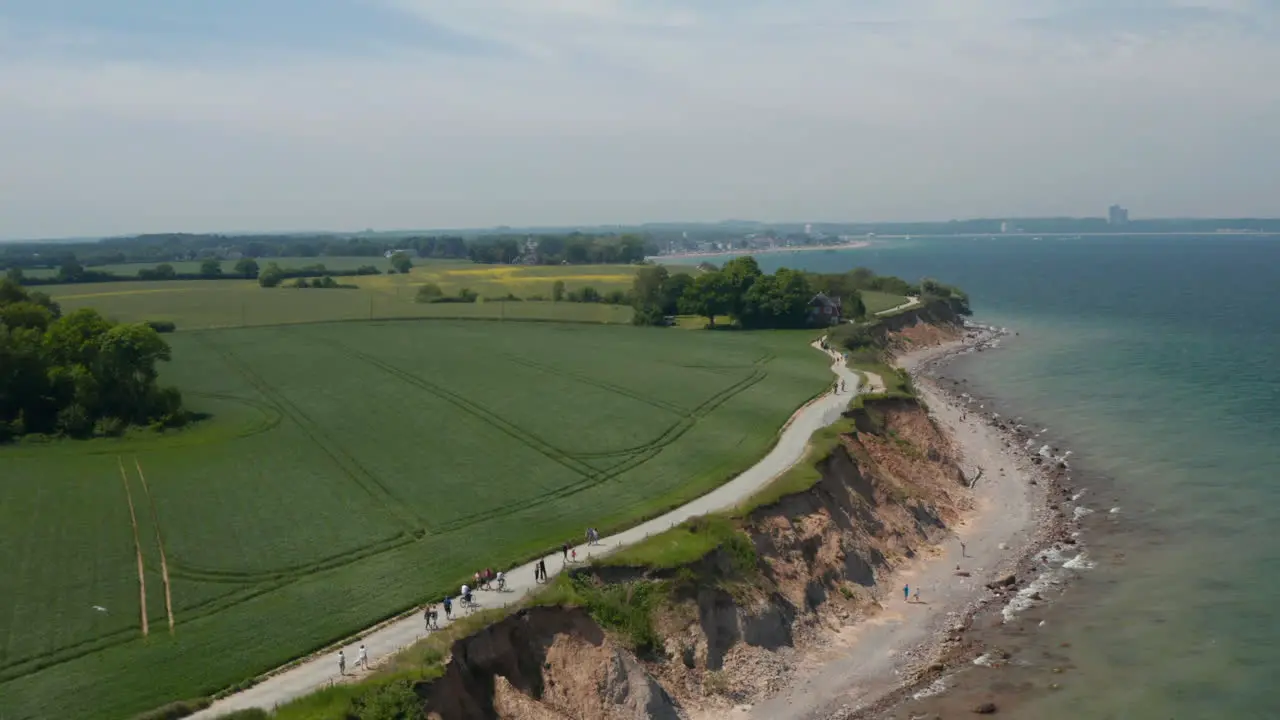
[340,527,605,679]
[336,644,369,676]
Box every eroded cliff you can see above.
[414,395,971,719]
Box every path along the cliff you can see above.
[193,341,873,719]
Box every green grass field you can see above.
[860,290,910,315]
[0,318,830,719]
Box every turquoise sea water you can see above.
[754,236,1280,719]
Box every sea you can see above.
[747,235,1280,719]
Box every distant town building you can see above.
[1108,205,1129,225]
[804,223,813,236]
[1000,221,1010,234]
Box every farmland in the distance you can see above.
[0,319,830,720]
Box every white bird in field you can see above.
[92,605,108,613]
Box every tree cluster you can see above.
[631,258,822,329]
[0,279,186,441]
[258,263,382,288]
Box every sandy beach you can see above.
[729,326,1074,720]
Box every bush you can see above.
[415,283,444,303]
[351,680,421,720]
[131,698,211,720]
[94,416,128,437]
[56,403,93,438]
[146,320,177,333]
[216,711,269,720]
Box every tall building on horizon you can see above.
[1108,204,1129,225]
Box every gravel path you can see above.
[193,341,865,719]
[745,333,1039,720]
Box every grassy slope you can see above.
[859,290,909,315]
[0,321,829,720]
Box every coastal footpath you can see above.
[192,345,866,719]
[197,301,1078,720]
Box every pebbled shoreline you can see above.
[845,324,1092,720]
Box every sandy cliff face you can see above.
[422,606,681,720]
[419,397,970,720]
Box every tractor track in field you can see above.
[166,532,417,584]
[323,340,599,484]
[425,363,772,533]
[198,335,426,532]
[116,457,149,638]
[133,459,175,634]
[500,353,689,415]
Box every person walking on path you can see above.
[903,584,910,602]
[571,548,577,563]
[562,542,570,561]
[443,595,452,620]
[423,605,432,631]
[357,644,368,671]
[337,650,346,676]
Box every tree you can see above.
[740,268,812,328]
[660,273,694,315]
[258,262,285,288]
[719,256,763,320]
[551,280,566,302]
[389,252,413,274]
[4,267,24,284]
[200,258,223,277]
[234,258,260,279]
[415,283,444,303]
[58,257,85,282]
[680,271,733,327]
[632,265,669,309]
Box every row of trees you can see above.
[0,279,186,441]
[1,232,659,278]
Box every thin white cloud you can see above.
[0,0,1278,237]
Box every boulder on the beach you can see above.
[986,574,1016,590]
[973,702,998,714]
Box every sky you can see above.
[1,0,1279,239]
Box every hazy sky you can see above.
[2,0,1279,238]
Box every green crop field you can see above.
[46,280,636,330]
[28,258,652,298]
[0,318,830,719]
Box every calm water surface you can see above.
[753,236,1280,719]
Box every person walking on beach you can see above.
[338,649,346,676]
[913,587,921,604]
[357,643,368,671]
[903,584,910,602]
[960,541,967,557]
